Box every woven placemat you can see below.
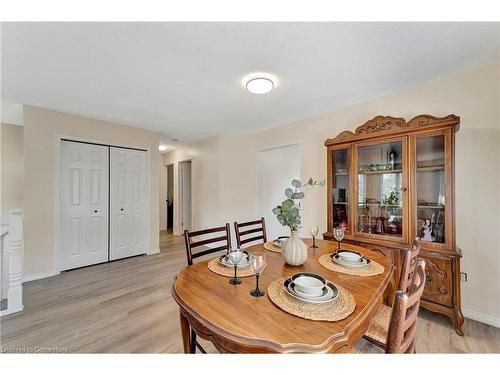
[267,277,356,322]
[207,257,259,278]
[263,241,281,253]
[318,254,384,277]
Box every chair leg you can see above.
[190,329,197,354]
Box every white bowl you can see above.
[292,274,326,297]
[337,250,362,263]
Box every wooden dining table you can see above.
[172,239,394,353]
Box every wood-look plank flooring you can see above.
[1,230,499,353]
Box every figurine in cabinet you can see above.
[421,218,435,242]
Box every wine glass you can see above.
[228,248,244,285]
[310,225,319,248]
[333,227,345,250]
[249,252,266,297]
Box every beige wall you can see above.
[169,62,500,323]
[1,123,24,221]
[23,105,161,279]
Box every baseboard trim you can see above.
[463,308,500,328]
[148,248,160,255]
[22,270,60,283]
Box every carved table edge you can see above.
[171,264,395,353]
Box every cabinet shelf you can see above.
[358,169,402,175]
[417,165,445,172]
[418,205,445,209]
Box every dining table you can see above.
[172,238,395,353]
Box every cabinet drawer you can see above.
[421,254,453,307]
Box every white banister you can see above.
[0,209,24,316]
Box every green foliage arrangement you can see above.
[272,178,325,231]
[383,188,400,206]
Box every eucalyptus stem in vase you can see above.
[272,178,325,266]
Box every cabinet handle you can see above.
[120,208,124,211]
[400,187,408,192]
[94,210,98,213]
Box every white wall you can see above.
[168,62,500,324]
[23,105,161,279]
[1,123,24,221]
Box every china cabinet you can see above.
[323,114,464,335]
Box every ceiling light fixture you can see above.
[243,73,277,95]
[159,145,168,151]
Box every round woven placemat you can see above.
[267,277,356,322]
[263,241,281,253]
[318,254,384,277]
[207,257,259,278]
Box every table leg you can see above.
[179,308,192,353]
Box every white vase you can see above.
[282,230,308,266]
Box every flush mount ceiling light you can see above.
[159,145,168,151]
[243,73,277,95]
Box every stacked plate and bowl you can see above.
[283,272,338,304]
[218,251,251,268]
[330,249,370,268]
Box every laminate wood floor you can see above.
[1,230,499,353]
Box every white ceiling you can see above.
[2,22,499,142]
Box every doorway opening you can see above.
[179,160,192,233]
[166,163,174,230]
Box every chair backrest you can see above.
[398,236,421,293]
[234,218,267,248]
[386,258,426,354]
[184,224,232,266]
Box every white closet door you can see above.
[60,141,109,270]
[110,147,147,260]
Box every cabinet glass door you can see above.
[415,134,447,244]
[356,139,405,240]
[332,148,349,232]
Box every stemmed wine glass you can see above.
[333,227,345,250]
[228,248,244,285]
[310,225,319,248]
[249,251,267,297]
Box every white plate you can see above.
[283,278,339,304]
[330,253,370,268]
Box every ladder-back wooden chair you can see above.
[385,258,427,353]
[363,236,421,348]
[234,218,267,249]
[184,224,232,266]
[352,258,427,354]
[183,223,232,353]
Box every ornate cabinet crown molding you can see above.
[324,114,459,145]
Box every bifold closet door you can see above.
[110,147,147,260]
[60,141,109,270]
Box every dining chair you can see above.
[233,217,267,248]
[363,236,421,348]
[352,258,427,354]
[183,223,232,353]
[184,223,232,266]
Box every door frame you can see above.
[54,135,152,274]
[178,159,192,233]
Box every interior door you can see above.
[60,141,109,270]
[110,147,147,260]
